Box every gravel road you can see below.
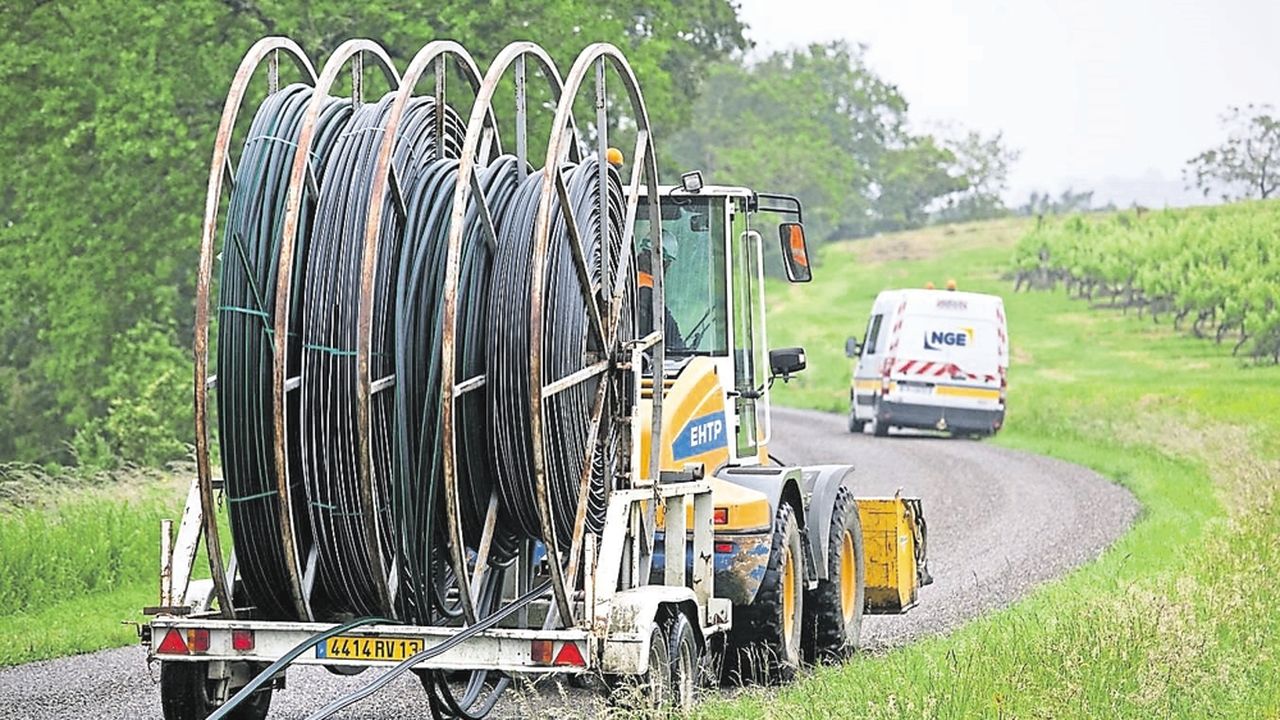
[0,406,1137,719]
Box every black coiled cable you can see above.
[300,94,465,619]
[487,159,630,551]
[217,83,350,619]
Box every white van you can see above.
[846,289,1008,437]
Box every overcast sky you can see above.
[736,0,1280,208]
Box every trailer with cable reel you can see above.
[144,34,931,719]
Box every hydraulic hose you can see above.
[216,83,350,620]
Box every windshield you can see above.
[635,195,728,355]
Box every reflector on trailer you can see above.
[553,641,585,667]
[156,628,188,655]
[531,639,553,665]
[714,541,734,554]
[713,507,728,525]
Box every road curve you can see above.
[0,407,1137,719]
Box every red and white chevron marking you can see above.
[892,359,998,383]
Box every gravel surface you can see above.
[0,406,1137,719]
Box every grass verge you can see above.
[698,219,1280,716]
[0,468,185,665]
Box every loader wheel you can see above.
[803,487,865,662]
[160,661,272,720]
[728,501,804,683]
[667,612,701,711]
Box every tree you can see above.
[932,129,1020,223]
[666,41,969,244]
[1185,104,1280,201]
[0,0,746,466]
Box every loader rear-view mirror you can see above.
[845,337,861,358]
[779,222,812,282]
[769,347,807,382]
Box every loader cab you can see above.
[636,178,810,466]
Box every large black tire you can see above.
[728,501,804,683]
[666,613,701,711]
[872,408,890,437]
[644,622,672,709]
[160,662,272,720]
[847,402,866,434]
[803,487,866,662]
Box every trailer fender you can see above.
[601,586,702,676]
[797,465,856,583]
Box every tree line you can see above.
[0,1,1015,468]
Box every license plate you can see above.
[317,635,424,662]
[899,383,932,394]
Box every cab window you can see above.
[634,196,728,355]
[863,314,884,356]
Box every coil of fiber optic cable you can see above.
[487,159,630,552]
[391,152,528,624]
[298,93,465,619]
[216,83,351,620]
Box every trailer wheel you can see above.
[666,613,700,710]
[803,487,865,661]
[728,501,803,683]
[644,622,673,708]
[159,661,272,720]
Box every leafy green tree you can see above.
[0,0,745,466]
[932,129,1020,223]
[1185,104,1280,201]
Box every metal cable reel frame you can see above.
[439,41,579,625]
[356,41,502,626]
[194,37,318,620]
[272,39,403,620]
[529,43,666,628]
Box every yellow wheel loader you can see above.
[635,173,931,681]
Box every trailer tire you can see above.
[666,612,700,710]
[803,487,865,661]
[159,661,272,720]
[728,501,803,683]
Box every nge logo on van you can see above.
[924,327,974,350]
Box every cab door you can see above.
[729,196,765,461]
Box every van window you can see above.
[863,314,884,355]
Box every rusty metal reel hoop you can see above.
[272,39,402,620]
[355,40,500,624]
[438,41,579,624]
[530,42,665,628]
[194,37,317,620]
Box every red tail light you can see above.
[714,541,734,554]
[531,640,553,664]
[713,507,728,525]
[186,628,211,653]
[232,629,255,652]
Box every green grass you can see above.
[3,215,1279,717]
[698,217,1280,717]
[0,473,184,665]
